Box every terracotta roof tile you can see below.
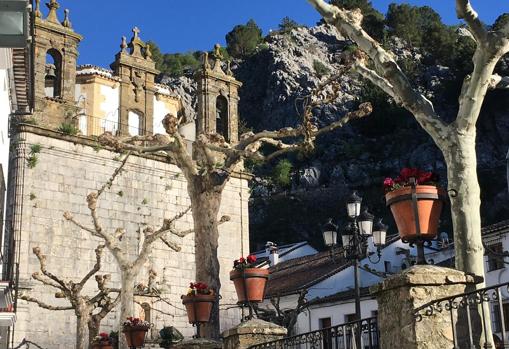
[265,248,350,298]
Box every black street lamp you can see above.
[323,191,388,348]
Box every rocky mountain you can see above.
[162,24,509,251]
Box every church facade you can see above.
[5,1,249,348]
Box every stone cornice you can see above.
[14,124,253,181]
[195,69,243,88]
[35,18,83,42]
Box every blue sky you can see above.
[54,1,509,67]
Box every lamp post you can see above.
[323,191,387,348]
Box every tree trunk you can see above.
[189,183,223,339]
[443,131,483,277]
[119,270,135,349]
[442,130,494,348]
[76,310,90,349]
[88,317,101,348]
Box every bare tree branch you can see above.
[307,0,449,145]
[78,245,105,288]
[489,74,509,89]
[32,247,69,292]
[31,272,63,290]
[160,236,182,252]
[352,63,396,98]
[455,0,487,43]
[98,152,131,197]
[19,293,73,311]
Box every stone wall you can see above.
[7,127,250,348]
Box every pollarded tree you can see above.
[19,245,120,349]
[307,0,509,346]
[307,0,509,284]
[62,153,209,349]
[255,290,309,336]
[97,70,372,337]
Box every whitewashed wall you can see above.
[99,84,120,134]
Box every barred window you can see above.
[486,243,505,272]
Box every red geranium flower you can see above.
[247,255,257,263]
[400,167,419,180]
[417,171,433,184]
[238,257,245,263]
[383,177,394,188]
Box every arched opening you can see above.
[45,49,62,98]
[128,110,142,136]
[215,95,229,141]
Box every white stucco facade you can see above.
[266,224,509,337]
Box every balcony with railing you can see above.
[247,317,379,349]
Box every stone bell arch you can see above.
[195,44,242,143]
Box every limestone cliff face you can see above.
[162,24,509,249]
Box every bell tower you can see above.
[195,44,242,143]
[110,27,159,136]
[33,0,82,126]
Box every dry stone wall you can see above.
[10,128,249,348]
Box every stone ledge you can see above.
[222,319,287,337]
[371,265,483,294]
[172,338,222,349]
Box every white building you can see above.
[0,45,28,348]
[261,220,509,337]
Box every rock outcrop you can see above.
[161,24,509,249]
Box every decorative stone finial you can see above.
[145,44,152,60]
[34,0,42,18]
[212,44,224,72]
[226,61,233,76]
[45,0,60,24]
[62,9,72,28]
[212,43,223,61]
[120,36,127,52]
[203,52,211,69]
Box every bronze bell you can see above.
[45,64,56,80]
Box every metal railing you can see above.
[248,317,379,349]
[415,281,509,349]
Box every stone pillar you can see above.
[172,338,222,349]
[222,319,287,349]
[371,265,482,349]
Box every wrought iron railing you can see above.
[248,317,379,349]
[414,281,509,348]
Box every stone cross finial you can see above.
[62,9,72,28]
[45,0,60,24]
[120,36,127,52]
[34,0,42,18]
[132,27,140,39]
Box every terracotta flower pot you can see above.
[181,293,215,323]
[230,268,269,303]
[122,328,147,348]
[385,185,446,241]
